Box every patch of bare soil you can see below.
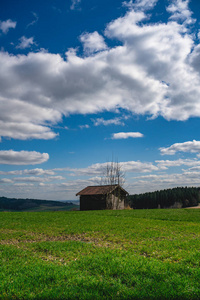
[185,204,200,209]
[0,232,103,246]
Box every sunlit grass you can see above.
[0,209,200,299]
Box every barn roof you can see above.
[76,184,128,196]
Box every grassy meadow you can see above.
[0,209,200,299]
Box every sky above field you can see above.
[1,0,200,200]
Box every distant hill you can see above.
[0,197,79,212]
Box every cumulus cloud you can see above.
[1,2,200,140]
[111,132,144,139]
[0,120,58,141]
[167,0,194,24]
[0,19,16,34]
[16,36,36,49]
[159,140,200,155]
[0,150,49,165]
[80,31,107,54]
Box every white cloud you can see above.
[156,158,200,169]
[122,161,158,173]
[70,0,81,10]
[23,168,55,176]
[13,175,65,183]
[92,117,125,126]
[0,170,22,175]
[123,0,158,11]
[14,183,34,186]
[17,36,36,49]
[0,178,13,184]
[2,156,200,199]
[27,12,39,28]
[129,170,200,194]
[61,178,100,189]
[0,150,49,165]
[79,124,90,129]
[111,132,143,139]
[167,0,194,24]
[0,120,58,141]
[13,176,43,183]
[0,168,54,176]
[0,19,16,34]
[159,140,200,155]
[66,160,158,177]
[80,32,107,54]
[1,4,200,140]
[186,166,200,172]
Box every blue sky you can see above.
[1,0,200,200]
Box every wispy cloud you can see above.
[129,169,200,194]
[79,124,90,129]
[0,19,16,34]
[155,158,200,169]
[123,0,158,11]
[27,12,39,28]
[23,168,55,176]
[13,175,65,183]
[65,160,158,177]
[92,117,125,126]
[0,178,13,184]
[0,168,55,176]
[2,156,200,199]
[111,132,144,139]
[70,0,81,10]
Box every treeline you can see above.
[128,187,200,209]
[0,197,77,211]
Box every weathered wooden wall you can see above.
[80,195,106,211]
[109,189,126,210]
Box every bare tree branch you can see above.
[100,158,125,209]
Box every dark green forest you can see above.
[128,187,200,209]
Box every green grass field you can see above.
[0,209,200,299]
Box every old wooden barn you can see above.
[76,184,129,211]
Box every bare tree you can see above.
[100,159,125,209]
[101,160,125,186]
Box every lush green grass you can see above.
[0,209,200,299]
